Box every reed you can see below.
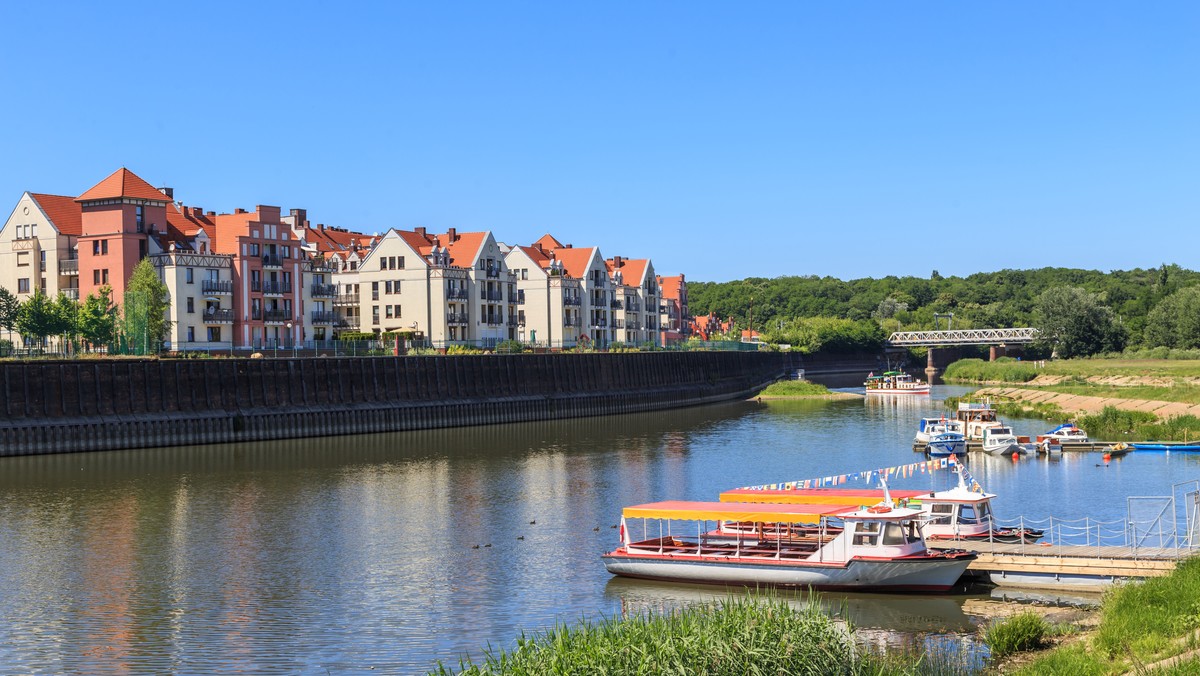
[981,612,1051,658]
[943,358,1039,383]
[1077,408,1200,442]
[431,592,973,675]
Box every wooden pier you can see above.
[913,441,1122,454]
[928,540,1189,590]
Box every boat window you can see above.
[881,522,908,546]
[959,504,980,524]
[853,521,879,546]
[928,503,954,525]
[978,502,993,520]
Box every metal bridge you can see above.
[886,327,1039,347]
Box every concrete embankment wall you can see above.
[0,352,797,457]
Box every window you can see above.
[384,281,392,294]
[398,256,405,269]
[380,258,388,271]
[283,271,291,286]
[207,327,221,342]
[881,523,909,546]
[852,522,879,546]
[186,298,194,313]
[394,279,401,294]
[40,250,46,266]
[102,269,109,284]
[186,268,194,283]
[385,306,393,318]
[93,241,100,256]
[93,270,100,284]
[135,205,145,230]
[17,278,30,293]
[521,268,528,280]
[102,240,108,255]
[372,306,380,324]
[250,243,260,256]
[394,304,401,317]
[371,281,379,300]
[187,327,195,342]
[389,256,396,269]
[350,261,357,271]
[16,252,28,267]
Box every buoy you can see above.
[1103,453,1111,462]
[1011,452,1020,461]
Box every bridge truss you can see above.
[886,327,1040,347]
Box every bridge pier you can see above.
[989,345,1006,361]
[925,348,940,384]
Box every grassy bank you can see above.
[945,357,1200,384]
[1009,557,1200,674]
[432,593,972,675]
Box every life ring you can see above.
[866,505,891,514]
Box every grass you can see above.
[431,592,975,675]
[757,380,835,397]
[1029,383,1200,405]
[945,357,1200,383]
[981,612,1062,659]
[1011,556,1200,674]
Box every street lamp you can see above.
[287,322,295,358]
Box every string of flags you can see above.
[737,454,981,492]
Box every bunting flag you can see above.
[737,454,967,491]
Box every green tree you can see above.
[1033,286,1128,358]
[78,286,118,350]
[53,292,79,351]
[0,287,18,341]
[122,258,171,354]
[1143,286,1200,349]
[15,289,58,351]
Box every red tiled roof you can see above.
[659,275,685,300]
[76,168,169,203]
[550,246,596,279]
[167,204,215,238]
[533,233,564,251]
[517,245,552,269]
[621,259,649,286]
[443,231,486,267]
[28,193,82,236]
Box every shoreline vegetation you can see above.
[754,380,862,400]
[944,358,1200,442]
[434,560,1200,675]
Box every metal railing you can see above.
[263,281,288,295]
[563,297,581,306]
[202,308,235,323]
[263,310,290,323]
[447,313,469,325]
[262,254,283,267]
[312,310,338,324]
[62,288,79,300]
[58,259,79,275]
[202,280,233,294]
[485,267,500,278]
[887,328,1040,347]
[311,283,337,298]
[447,288,470,300]
[334,294,359,305]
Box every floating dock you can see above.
[928,540,1187,590]
[913,441,1119,454]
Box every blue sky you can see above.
[2,2,1196,282]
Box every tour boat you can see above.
[864,371,931,395]
[980,425,1022,455]
[603,500,976,592]
[719,473,1043,544]
[914,418,966,457]
[1039,423,1089,444]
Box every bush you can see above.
[338,332,376,341]
[446,344,483,355]
[495,340,525,354]
[943,358,1039,383]
[983,612,1050,658]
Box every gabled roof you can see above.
[28,193,83,236]
[620,259,649,286]
[444,231,486,267]
[659,275,685,301]
[550,246,597,279]
[167,204,215,239]
[515,245,552,269]
[76,168,169,203]
[533,233,564,251]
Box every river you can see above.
[0,385,1196,673]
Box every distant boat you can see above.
[1039,423,1089,444]
[981,425,1022,455]
[864,371,930,395]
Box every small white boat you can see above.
[604,500,976,592]
[915,418,965,457]
[864,371,931,395]
[981,425,1022,455]
[1039,424,1089,445]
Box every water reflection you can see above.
[0,389,1183,673]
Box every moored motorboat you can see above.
[603,500,976,592]
[915,417,965,457]
[1039,423,1089,445]
[981,425,1022,455]
[927,430,966,457]
[864,371,931,395]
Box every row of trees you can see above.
[0,259,169,354]
[690,265,1200,358]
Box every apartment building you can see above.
[606,256,661,347]
[0,192,81,300]
[658,274,689,345]
[504,242,583,348]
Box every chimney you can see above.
[414,226,426,237]
[614,255,622,267]
[319,223,325,231]
[159,186,174,199]
[564,244,573,249]
[235,208,246,214]
[533,242,543,253]
[206,211,216,217]
[447,227,457,241]
[291,208,307,224]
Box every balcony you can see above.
[334,294,359,306]
[447,288,469,300]
[62,288,79,300]
[263,309,290,323]
[563,296,581,307]
[507,317,521,327]
[335,316,359,329]
[311,283,337,298]
[563,317,582,328]
[263,281,288,295]
[624,300,641,312]
[262,254,283,268]
[250,280,262,293]
[202,308,235,324]
[610,299,622,309]
[447,312,469,326]
[614,319,624,329]
[485,291,504,302]
[627,320,642,331]
[484,316,504,326]
[591,318,608,328]
[312,310,338,324]
[485,266,500,279]
[58,258,79,276]
[515,290,525,304]
[202,280,233,295]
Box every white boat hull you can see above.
[866,386,931,395]
[602,553,971,591]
